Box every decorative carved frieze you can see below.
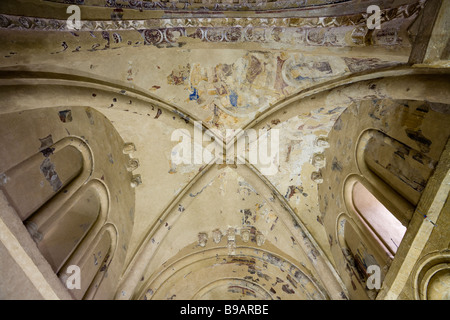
[0,0,425,49]
[45,0,351,12]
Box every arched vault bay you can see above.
[117,163,347,300]
[2,66,449,300]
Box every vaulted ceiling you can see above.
[0,0,449,300]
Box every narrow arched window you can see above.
[352,181,406,256]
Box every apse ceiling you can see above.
[0,0,438,300]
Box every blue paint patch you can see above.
[229,91,238,107]
[295,75,308,81]
[189,87,199,101]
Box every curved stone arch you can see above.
[315,71,450,299]
[2,64,448,300]
[239,162,348,299]
[354,129,415,224]
[136,246,327,300]
[112,66,449,301]
[241,67,450,132]
[53,179,111,261]
[243,70,450,230]
[0,65,203,127]
[0,102,135,299]
[2,135,93,222]
[0,0,448,303]
[192,278,273,300]
[26,178,110,272]
[412,250,450,300]
[58,222,119,300]
[2,65,448,151]
[341,174,396,260]
[0,65,224,161]
[116,159,345,300]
